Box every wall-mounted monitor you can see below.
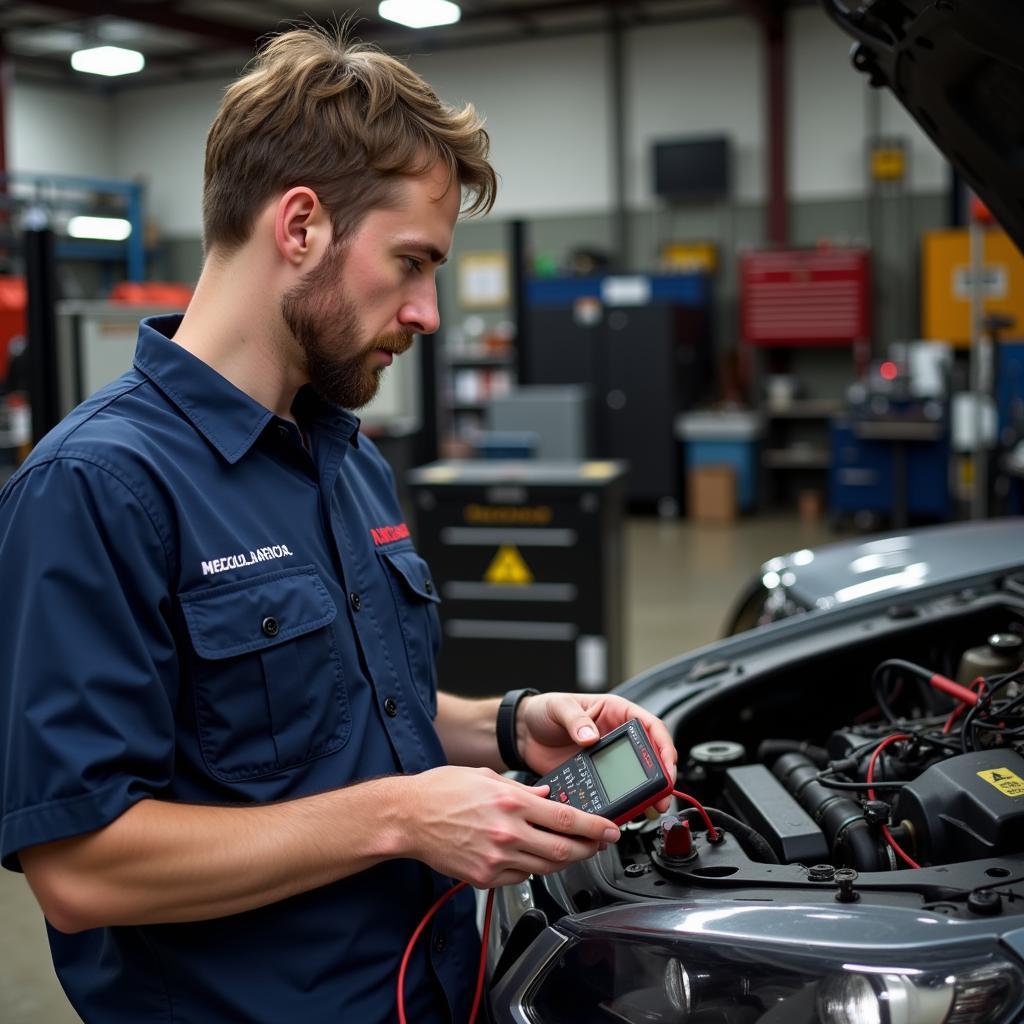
[653,136,731,202]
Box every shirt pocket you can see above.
[179,565,350,781]
[378,547,441,718]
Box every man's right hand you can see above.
[399,765,620,888]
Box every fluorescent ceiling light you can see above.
[378,0,461,29]
[71,45,145,77]
[68,216,132,241]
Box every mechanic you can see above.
[0,26,677,1024]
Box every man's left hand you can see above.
[516,693,677,813]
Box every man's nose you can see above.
[398,281,440,336]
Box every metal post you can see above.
[126,180,145,281]
[968,214,987,519]
[608,6,629,267]
[24,225,61,445]
[511,219,530,385]
[764,14,788,245]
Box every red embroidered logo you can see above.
[371,523,411,547]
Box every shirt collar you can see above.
[133,315,360,464]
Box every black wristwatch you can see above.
[497,688,539,772]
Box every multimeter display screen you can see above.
[591,734,648,802]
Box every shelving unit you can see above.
[442,345,516,447]
[0,172,147,281]
[764,399,844,419]
[762,445,831,469]
[522,272,713,510]
[740,247,871,508]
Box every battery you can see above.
[724,763,829,865]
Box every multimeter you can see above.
[537,719,673,825]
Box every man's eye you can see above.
[403,256,422,272]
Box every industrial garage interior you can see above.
[0,0,1019,1021]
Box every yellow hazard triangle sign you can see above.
[484,545,533,585]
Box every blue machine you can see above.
[830,405,951,524]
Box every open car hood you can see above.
[822,0,1024,253]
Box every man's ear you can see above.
[273,187,330,267]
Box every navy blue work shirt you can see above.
[0,315,477,1023]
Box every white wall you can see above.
[411,34,611,218]
[789,6,947,196]
[9,82,113,179]
[112,78,228,238]
[626,17,763,204]
[9,9,951,235]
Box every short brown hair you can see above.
[203,26,496,253]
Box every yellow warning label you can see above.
[464,504,552,526]
[978,768,1024,797]
[484,545,533,585]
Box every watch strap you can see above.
[497,688,539,772]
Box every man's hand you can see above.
[516,693,678,814]
[401,765,620,888]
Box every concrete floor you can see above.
[0,512,835,1022]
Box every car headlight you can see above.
[491,903,1024,1024]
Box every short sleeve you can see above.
[0,455,178,870]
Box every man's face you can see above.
[281,162,459,409]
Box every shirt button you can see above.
[350,592,362,612]
[424,579,433,595]
[384,696,398,717]
[276,424,290,441]
[433,935,446,954]
[261,616,279,637]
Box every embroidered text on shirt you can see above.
[201,545,294,576]
[371,523,410,546]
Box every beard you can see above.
[280,245,413,410]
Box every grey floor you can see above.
[0,512,835,1022]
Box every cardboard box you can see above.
[688,465,737,524]
[799,488,823,524]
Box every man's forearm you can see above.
[20,775,411,934]
[435,692,504,770]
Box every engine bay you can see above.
[561,590,1024,921]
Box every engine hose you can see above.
[772,753,886,872]
[679,807,781,864]
[756,739,830,768]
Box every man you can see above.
[0,27,677,1023]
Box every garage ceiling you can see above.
[0,0,814,90]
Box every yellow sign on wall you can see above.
[870,144,906,182]
[922,228,1024,345]
[661,242,717,274]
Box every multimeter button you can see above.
[559,791,570,803]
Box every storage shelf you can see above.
[762,447,830,469]
[445,351,514,368]
[764,399,843,420]
[450,400,491,411]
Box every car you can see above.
[723,518,1024,635]
[484,2,1024,1021]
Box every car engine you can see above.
[532,593,1024,923]
[488,585,1024,1024]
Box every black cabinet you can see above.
[523,277,712,511]
[408,460,628,696]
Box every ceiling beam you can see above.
[19,0,259,47]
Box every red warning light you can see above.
[880,361,899,382]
